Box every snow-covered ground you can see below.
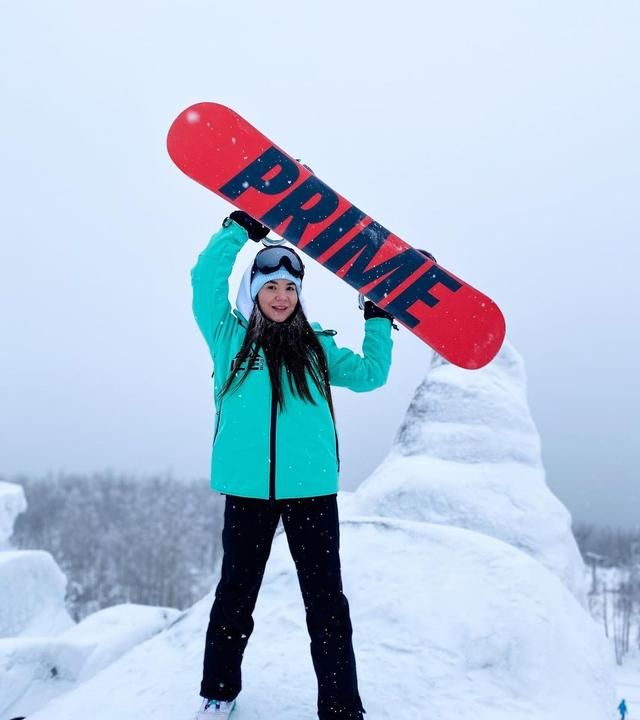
[616,650,640,719]
[0,342,622,719]
[5,515,615,720]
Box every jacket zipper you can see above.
[265,330,338,498]
[269,390,277,500]
[213,407,222,443]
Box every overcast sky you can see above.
[1,1,638,528]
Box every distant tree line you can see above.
[574,521,640,665]
[6,472,225,621]
[573,522,640,567]
[6,478,640,660]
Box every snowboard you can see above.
[167,102,506,369]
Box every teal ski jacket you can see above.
[191,219,393,500]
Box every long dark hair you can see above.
[219,301,335,416]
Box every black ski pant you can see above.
[200,493,366,720]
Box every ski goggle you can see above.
[251,246,305,281]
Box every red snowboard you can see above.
[167,102,506,369]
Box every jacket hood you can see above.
[235,260,309,326]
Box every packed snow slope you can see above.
[20,514,614,720]
[2,343,616,719]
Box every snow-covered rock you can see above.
[0,551,72,638]
[0,604,182,720]
[396,341,541,465]
[0,481,26,549]
[0,483,181,720]
[341,342,587,602]
[59,603,183,681]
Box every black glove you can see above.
[225,210,270,242]
[363,300,394,322]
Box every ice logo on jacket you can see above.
[230,354,265,373]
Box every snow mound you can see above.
[0,551,72,638]
[0,481,182,720]
[0,604,181,720]
[58,603,182,681]
[342,342,587,602]
[0,482,26,549]
[19,518,614,720]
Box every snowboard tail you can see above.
[167,103,505,369]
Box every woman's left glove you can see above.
[225,210,270,242]
[363,300,394,322]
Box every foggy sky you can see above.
[1,1,639,528]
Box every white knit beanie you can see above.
[249,268,303,302]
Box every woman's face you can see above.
[257,279,299,322]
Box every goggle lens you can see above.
[252,247,305,279]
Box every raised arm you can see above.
[319,317,393,392]
[191,219,249,354]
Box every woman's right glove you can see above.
[224,210,270,242]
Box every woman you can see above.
[191,211,394,719]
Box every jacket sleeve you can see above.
[321,318,393,392]
[191,219,249,355]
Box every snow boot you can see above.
[195,697,237,718]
